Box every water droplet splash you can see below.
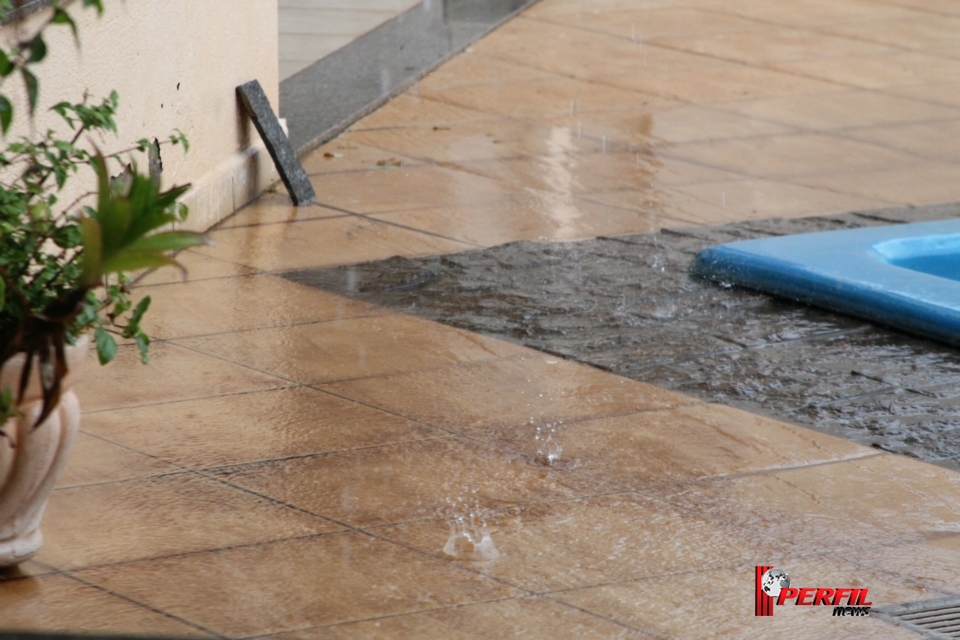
[533,419,563,466]
[442,514,500,561]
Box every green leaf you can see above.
[0,49,12,77]
[94,326,117,365]
[79,217,102,286]
[0,95,12,134]
[99,251,182,275]
[82,0,104,15]
[124,230,211,254]
[130,295,151,326]
[52,223,82,249]
[0,275,5,310]
[27,34,46,64]
[21,68,38,115]
[51,8,79,44]
[135,332,150,364]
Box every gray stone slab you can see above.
[279,0,539,156]
[237,79,315,206]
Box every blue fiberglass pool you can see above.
[692,219,960,346]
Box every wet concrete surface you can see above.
[285,203,960,469]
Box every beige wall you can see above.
[2,0,280,231]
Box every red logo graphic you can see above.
[755,566,872,617]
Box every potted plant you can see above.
[0,0,209,566]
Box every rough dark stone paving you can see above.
[237,80,315,206]
[285,204,960,469]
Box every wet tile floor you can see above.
[5,0,960,637]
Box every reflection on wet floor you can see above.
[6,0,960,637]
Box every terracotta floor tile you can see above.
[578,187,730,227]
[217,193,345,229]
[176,314,522,385]
[377,493,791,592]
[322,355,695,433]
[76,341,286,413]
[664,132,910,178]
[422,77,673,122]
[57,432,180,488]
[453,151,746,198]
[557,558,933,639]
[36,472,339,570]
[596,56,844,103]
[348,93,494,131]
[888,81,960,109]
[469,15,628,55]
[582,154,741,187]
[653,454,960,553]
[877,0,960,14]
[791,160,960,206]
[452,154,654,195]
[725,0,927,26]
[714,89,960,131]
[668,178,892,222]
[301,138,424,175]
[822,15,960,55]
[479,404,872,489]
[303,162,527,214]
[772,51,960,89]
[135,249,256,286]
[279,597,647,639]
[537,6,766,41]
[657,27,898,65]
[0,574,209,635]
[841,118,960,162]
[524,0,673,21]
[136,274,384,340]
[545,103,797,146]
[861,534,960,594]
[488,37,711,82]
[81,387,440,469]
[368,195,660,245]
[194,216,473,272]
[348,119,606,164]
[77,533,519,638]
[215,437,604,527]
[417,52,558,92]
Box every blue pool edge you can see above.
[692,232,960,348]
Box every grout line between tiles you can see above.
[235,596,527,640]
[61,571,228,639]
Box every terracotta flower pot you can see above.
[0,335,89,567]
